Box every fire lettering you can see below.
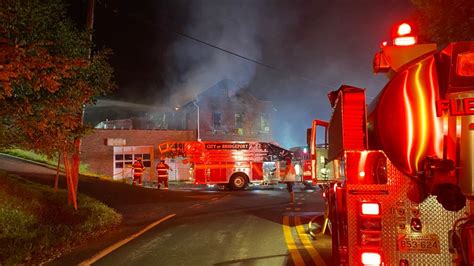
[435,97,474,116]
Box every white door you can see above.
[113,146,154,181]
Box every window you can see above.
[259,113,269,133]
[115,153,151,169]
[235,113,244,135]
[212,112,222,129]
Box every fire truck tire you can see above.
[230,174,248,190]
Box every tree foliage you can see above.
[411,0,474,46]
[0,0,115,155]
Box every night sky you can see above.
[76,0,414,148]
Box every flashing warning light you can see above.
[303,147,308,154]
[394,36,417,46]
[397,23,412,36]
[361,252,382,265]
[393,22,417,46]
[381,41,388,47]
[361,202,380,215]
[359,171,366,177]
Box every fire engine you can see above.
[310,22,474,265]
[158,141,293,190]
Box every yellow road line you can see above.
[79,214,176,266]
[295,216,327,266]
[282,216,304,265]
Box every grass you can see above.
[1,148,90,173]
[0,171,122,265]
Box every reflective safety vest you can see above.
[132,161,145,177]
[156,162,170,179]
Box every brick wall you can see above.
[81,129,196,177]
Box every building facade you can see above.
[81,129,195,181]
[82,79,274,180]
[176,79,273,142]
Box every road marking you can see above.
[282,216,304,265]
[79,214,176,266]
[295,216,327,266]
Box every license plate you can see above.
[397,233,440,254]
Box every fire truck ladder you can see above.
[158,141,187,158]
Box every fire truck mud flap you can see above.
[230,173,248,190]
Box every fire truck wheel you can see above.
[230,174,248,190]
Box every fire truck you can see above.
[311,22,474,265]
[158,141,293,190]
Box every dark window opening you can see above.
[235,113,244,135]
[213,112,222,129]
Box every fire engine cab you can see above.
[158,141,293,190]
[312,22,474,265]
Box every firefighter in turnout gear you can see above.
[156,158,171,189]
[131,157,145,186]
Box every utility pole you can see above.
[86,0,96,44]
[70,0,96,210]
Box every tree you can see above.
[411,0,474,46]
[0,0,115,209]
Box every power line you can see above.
[123,12,336,90]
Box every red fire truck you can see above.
[158,141,293,190]
[311,22,474,265]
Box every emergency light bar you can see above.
[394,36,417,46]
[393,22,417,46]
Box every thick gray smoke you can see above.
[164,0,413,148]
[166,0,264,107]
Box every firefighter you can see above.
[156,158,171,190]
[283,158,296,203]
[131,157,145,186]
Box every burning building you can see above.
[81,79,275,180]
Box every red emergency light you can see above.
[361,251,382,265]
[361,202,380,215]
[393,22,417,46]
[397,23,412,36]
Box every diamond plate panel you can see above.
[345,153,468,265]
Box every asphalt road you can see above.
[0,154,332,265]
